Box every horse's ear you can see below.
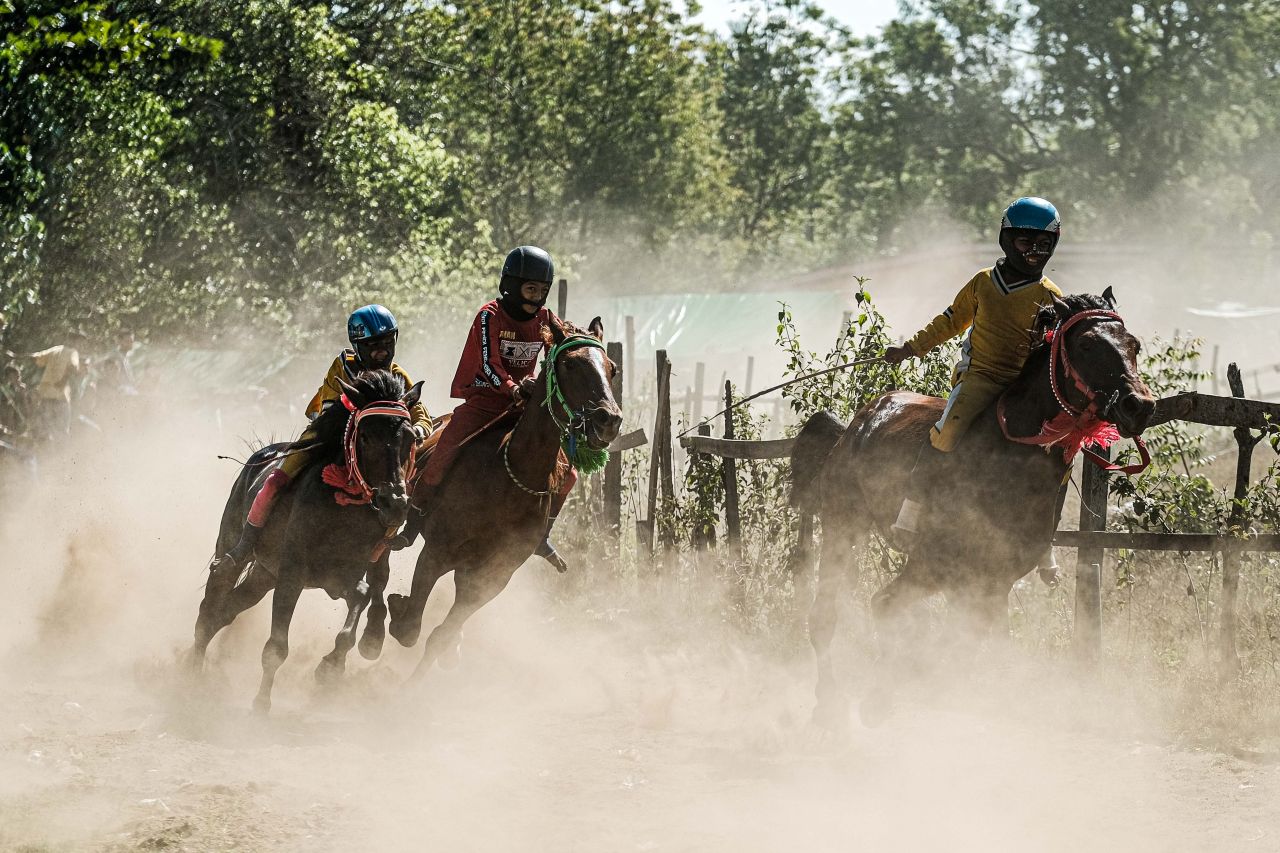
[587,316,605,342]
[337,377,362,406]
[1101,285,1117,309]
[401,380,424,408]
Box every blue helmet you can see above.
[347,304,398,368]
[999,197,1061,278]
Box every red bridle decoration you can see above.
[998,309,1151,476]
[320,394,416,506]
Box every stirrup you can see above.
[889,499,922,549]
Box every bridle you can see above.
[334,393,416,503]
[999,309,1151,476]
[502,334,608,496]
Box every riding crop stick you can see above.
[676,356,885,439]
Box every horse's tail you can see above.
[790,410,847,512]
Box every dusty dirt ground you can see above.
[3,412,1279,853]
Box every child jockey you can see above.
[884,197,1065,547]
[391,245,576,572]
[213,304,432,572]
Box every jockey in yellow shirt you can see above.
[213,304,432,572]
[884,197,1065,545]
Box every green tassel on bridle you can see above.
[543,335,612,476]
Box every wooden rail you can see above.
[679,435,795,459]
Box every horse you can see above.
[190,369,423,713]
[790,289,1157,727]
[386,316,623,680]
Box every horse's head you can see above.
[336,370,422,527]
[540,315,623,450]
[1035,287,1156,438]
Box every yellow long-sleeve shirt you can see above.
[907,266,1063,385]
[306,351,431,433]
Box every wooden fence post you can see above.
[658,359,675,553]
[722,380,741,553]
[692,423,716,551]
[604,340,624,538]
[745,356,755,396]
[1221,362,1262,677]
[1075,448,1110,661]
[625,315,636,405]
[644,349,669,557]
[693,362,706,427]
[557,277,568,320]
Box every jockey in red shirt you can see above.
[392,245,577,571]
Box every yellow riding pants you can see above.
[929,370,1007,452]
[279,422,322,478]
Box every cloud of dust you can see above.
[0,334,1274,851]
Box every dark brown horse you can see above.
[791,290,1156,727]
[387,317,622,680]
[191,369,422,712]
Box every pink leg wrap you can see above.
[247,468,292,527]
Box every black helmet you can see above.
[498,245,555,321]
[501,245,555,285]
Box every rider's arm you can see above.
[906,274,980,357]
[392,365,433,438]
[475,307,518,399]
[306,356,345,419]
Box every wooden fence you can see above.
[677,363,1280,672]
[569,279,1278,674]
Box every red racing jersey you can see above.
[450,300,555,410]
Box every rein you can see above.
[322,393,415,505]
[998,309,1150,476]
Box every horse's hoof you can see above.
[387,594,421,647]
[251,695,271,716]
[438,635,463,671]
[358,627,385,661]
[315,657,344,685]
[859,688,896,728]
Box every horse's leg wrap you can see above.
[535,468,576,573]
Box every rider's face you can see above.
[520,281,551,307]
[364,334,394,366]
[1013,233,1055,263]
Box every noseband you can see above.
[999,309,1150,476]
[323,393,415,505]
[542,335,611,474]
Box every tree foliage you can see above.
[2,0,1278,346]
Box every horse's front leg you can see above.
[253,576,303,714]
[809,523,862,732]
[388,525,453,648]
[409,554,519,684]
[359,554,390,660]
[316,578,371,684]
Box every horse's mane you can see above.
[293,368,405,455]
[1028,292,1116,356]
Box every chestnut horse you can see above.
[791,291,1156,727]
[387,317,622,680]
[191,369,421,712]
